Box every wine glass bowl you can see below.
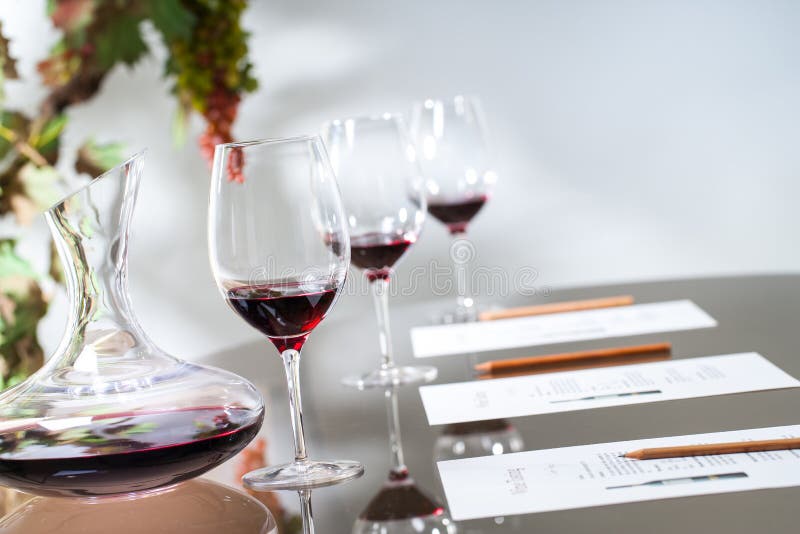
[409,95,497,321]
[322,114,437,389]
[410,96,496,228]
[208,136,364,490]
[323,115,424,282]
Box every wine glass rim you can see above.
[412,93,482,107]
[322,112,405,129]
[216,134,322,150]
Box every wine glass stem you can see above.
[371,278,395,369]
[451,231,475,319]
[281,348,308,462]
[385,387,407,474]
[299,490,315,534]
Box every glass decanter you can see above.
[0,152,264,498]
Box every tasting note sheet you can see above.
[419,353,799,425]
[438,425,800,520]
[411,300,716,358]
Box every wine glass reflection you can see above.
[434,419,524,462]
[353,387,457,534]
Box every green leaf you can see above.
[75,138,126,177]
[0,111,29,161]
[59,427,91,442]
[49,38,67,56]
[18,163,65,212]
[36,114,68,148]
[120,422,157,436]
[5,372,25,388]
[148,0,197,42]
[0,240,47,380]
[80,436,107,443]
[95,15,149,69]
[0,241,37,281]
[171,104,188,147]
[16,439,39,450]
[79,215,95,238]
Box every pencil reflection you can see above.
[353,387,457,533]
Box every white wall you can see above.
[1,0,799,361]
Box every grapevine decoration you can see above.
[0,1,257,388]
[165,0,256,182]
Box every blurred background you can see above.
[1,0,798,363]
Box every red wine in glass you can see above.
[0,407,262,498]
[226,281,339,352]
[427,194,488,234]
[350,234,414,281]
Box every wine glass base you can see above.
[243,459,364,491]
[430,306,479,324]
[341,365,438,389]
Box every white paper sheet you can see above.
[411,300,716,358]
[420,353,798,425]
[439,424,800,520]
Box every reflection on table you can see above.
[353,387,456,533]
[5,277,796,532]
[0,479,276,534]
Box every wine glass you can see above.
[434,419,524,462]
[322,114,437,389]
[352,387,457,534]
[208,135,364,490]
[409,95,497,322]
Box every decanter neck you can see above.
[49,210,135,333]
[45,153,145,348]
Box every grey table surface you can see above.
[207,274,800,533]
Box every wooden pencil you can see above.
[624,437,800,460]
[478,352,671,379]
[478,295,635,322]
[474,342,672,374]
